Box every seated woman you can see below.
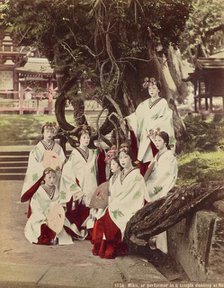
[144,131,178,253]
[21,121,66,204]
[59,125,106,240]
[24,168,72,245]
[92,144,148,259]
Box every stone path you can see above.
[0,180,167,288]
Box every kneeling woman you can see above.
[24,168,71,245]
[92,144,147,259]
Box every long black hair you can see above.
[157,131,171,149]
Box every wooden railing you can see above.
[0,98,55,114]
[0,91,55,114]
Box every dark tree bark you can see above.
[124,181,224,248]
[167,46,189,103]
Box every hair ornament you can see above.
[105,146,118,163]
[118,143,130,154]
[76,124,93,136]
[142,77,160,89]
[154,128,161,136]
[42,122,58,133]
[43,167,56,176]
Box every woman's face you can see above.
[148,84,159,98]
[155,135,166,151]
[79,132,90,147]
[43,128,55,142]
[44,171,56,187]
[119,151,132,169]
[110,159,120,174]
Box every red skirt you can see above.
[65,199,91,239]
[92,209,128,259]
[37,224,56,245]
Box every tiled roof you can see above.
[16,57,53,75]
[209,50,224,58]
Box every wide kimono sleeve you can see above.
[24,189,48,243]
[146,151,178,200]
[21,145,46,202]
[59,152,83,205]
[126,98,175,146]
[125,101,145,142]
[149,99,176,148]
[109,170,146,236]
[54,143,66,167]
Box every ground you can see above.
[0,180,188,288]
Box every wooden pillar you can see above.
[19,80,24,115]
[210,96,213,112]
[36,96,40,115]
[205,96,209,110]
[47,79,54,114]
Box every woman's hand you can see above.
[146,129,154,139]
[73,190,84,201]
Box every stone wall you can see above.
[168,210,224,281]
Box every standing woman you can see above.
[144,131,178,253]
[125,77,175,175]
[59,125,106,239]
[92,144,147,259]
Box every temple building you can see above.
[0,29,26,96]
[0,28,57,114]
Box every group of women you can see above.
[21,77,178,259]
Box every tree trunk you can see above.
[124,181,224,248]
[70,98,87,126]
[167,45,189,104]
[55,93,74,131]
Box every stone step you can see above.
[0,162,28,167]
[0,156,29,162]
[0,151,29,156]
[0,173,25,181]
[0,167,27,174]
[0,148,72,180]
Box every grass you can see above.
[177,150,224,187]
[0,114,75,146]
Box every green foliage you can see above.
[0,2,8,23]
[180,0,224,57]
[182,114,224,152]
[4,0,192,108]
[177,114,224,187]
[177,150,224,186]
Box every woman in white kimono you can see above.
[144,131,178,253]
[24,168,72,245]
[21,122,66,204]
[92,144,147,259]
[125,77,175,175]
[59,125,106,240]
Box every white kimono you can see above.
[94,172,121,221]
[108,168,147,237]
[126,98,175,163]
[145,149,178,253]
[24,186,73,245]
[145,149,178,201]
[59,147,98,207]
[21,141,66,202]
